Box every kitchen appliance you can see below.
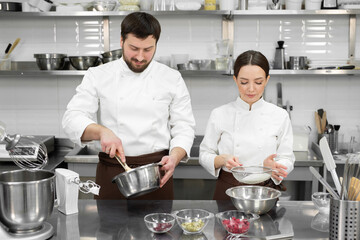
[0,169,55,240]
[273,41,286,69]
[55,168,99,215]
[0,124,48,170]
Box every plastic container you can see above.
[0,58,11,71]
[305,0,322,9]
[285,0,303,9]
[248,0,267,9]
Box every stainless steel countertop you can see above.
[46,200,329,239]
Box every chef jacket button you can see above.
[258,146,262,149]
[236,144,240,147]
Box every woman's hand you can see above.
[263,154,287,181]
[215,154,242,170]
[99,127,126,162]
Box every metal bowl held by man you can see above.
[0,169,55,239]
[69,56,100,70]
[112,162,162,198]
[226,186,281,215]
[34,53,67,70]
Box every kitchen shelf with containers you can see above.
[1,67,360,77]
[1,9,360,17]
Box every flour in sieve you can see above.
[239,173,271,184]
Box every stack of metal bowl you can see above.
[69,56,100,70]
[34,53,67,70]
[101,49,122,63]
[226,186,281,215]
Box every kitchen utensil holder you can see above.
[329,198,360,240]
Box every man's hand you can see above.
[215,154,242,170]
[263,154,288,181]
[159,147,186,187]
[82,123,126,162]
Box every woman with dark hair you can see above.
[199,50,295,200]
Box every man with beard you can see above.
[62,12,195,200]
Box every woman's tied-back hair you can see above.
[121,12,161,43]
[233,50,270,78]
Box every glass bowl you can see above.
[312,192,330,215]
[216,210,259,236]
[174,209,213,235]
[231,166,272,184]
[144,213,175,233]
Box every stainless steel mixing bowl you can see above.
[0,169,55,233]
[34,53,67,70]
[226,186,281,215]
[101,49,122,58]
[112,163,161,198]
[69,56,100,70]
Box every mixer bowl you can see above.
[0,170,55,233]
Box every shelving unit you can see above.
[0,9,358,76]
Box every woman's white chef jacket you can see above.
[62,57,196,158]
[199,97,295,184]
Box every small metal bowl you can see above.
[189,59,215,70]
[88,0,117,11]
[226,186,281,215]
[101,49,122,58]
[102,55,121,63]
[112,163,161,198]
[69,56,100,70]
[34,53,67,70]
[177,62,199,71]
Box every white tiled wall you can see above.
[0,14,359,146]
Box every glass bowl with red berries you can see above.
[144,213,175,233]
[216,210,259,236]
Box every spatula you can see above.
[319,136,342,195]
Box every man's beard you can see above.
[123,52,153,73]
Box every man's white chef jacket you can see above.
[62,58,195,158]
[199,97,295,184]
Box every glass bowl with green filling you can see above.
[173,209,214,235]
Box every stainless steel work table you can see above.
[47,200,329,239]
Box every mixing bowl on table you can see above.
[0,169,55,233]
[173,209,214,235]
[144,213,175,233]
[226,186,281,215]
[216,210,259,236]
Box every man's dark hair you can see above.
[234,50,270,78]
[121,12,161,43]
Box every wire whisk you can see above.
[0,122,48,170]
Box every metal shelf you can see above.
[1,69,359,77]
[0,10,230,17]
[232,9,360,16]
[0,9,359,18]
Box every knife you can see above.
[309,166,339,199]
[319,137,342,195]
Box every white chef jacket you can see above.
[62,57,195,158]
[199,97,295,184]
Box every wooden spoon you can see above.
[114,154,131,172]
